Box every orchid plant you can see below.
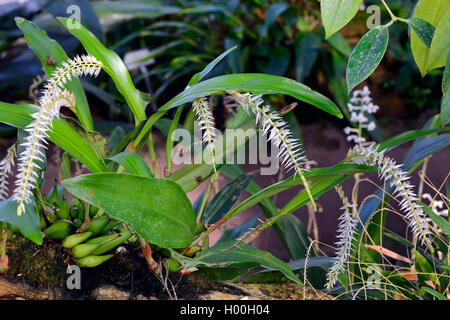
[0,0,448,300]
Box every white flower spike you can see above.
[228,91,316,211]
[14,55,103,215]
[348,144,432,247]
[192,97,217,171]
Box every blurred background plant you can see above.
[0,0,444,132]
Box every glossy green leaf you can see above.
[159,73,342,118]
[428,10,450,72]
[15,17,94,130]
[107,152,153,178]
[346,26,389,92]
[202,173,253,224]
[0,102,107,173]
[321,0,363,39]
[407,18,435,48]
[411,0,450,76]
[63,173,196,248]
[0,197,42,245]
[181,241,301,284]
[57,17,146,122]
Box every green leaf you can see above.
[188,46,237,86]
[377,128,445,152]
[15,17,94,131]
[422,286,449,300]
[411,0,450,76]
[442,90,450,126]
[428,10,450,72]
[160,73,342,118]
[321,0,363,39]
[245,256,333,284]
[278,175,350,217]
[295,32,321,82]
[107,152,154,178]
[346,26,389,92]
[0,197,42,245]
[407,18,435,48]
[63,173,196,248]
[219,164,326,287]
[419,201,450,235]
[202,173,253,224]
[182,241,301,284]
[225,164,376,219]
[258,2,288,39]
[443,53,450,94]
[326,32,352,57]
[0,102,107,173]
[57,17,146,122]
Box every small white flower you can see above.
[367,121,376,131]
[0,143,16,201]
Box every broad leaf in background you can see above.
[0,197,42,245]
[63,173,196,248]
[258,2,288,39]
[428,10,450,72]
[346,26,389,92]
[57,17,146,122]
[202,173,253,224]
[15,18,94,131]
[406,18,435,48]
[107,152,154,178]
[0,102,107,173]
[410,0,450,76]
[321,0,363,39]
[295,32,321,82]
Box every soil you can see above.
[0,237,330,300]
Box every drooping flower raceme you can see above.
[348,144,432,247]
[344,86,379,145]
[326,186,358,290]
[0,143,17,201]
[14,55,103,215]
[228,91,316,211]
[192,97,217,170]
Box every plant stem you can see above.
[196,176,214,224]
[381,0,397,21]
